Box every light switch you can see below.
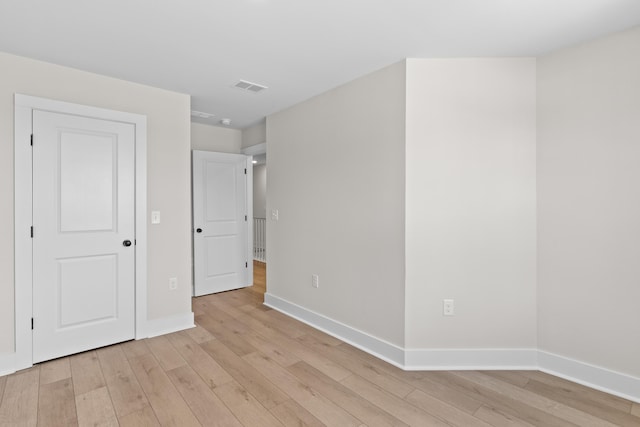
[271,209,279,221]
[151,211,161,224]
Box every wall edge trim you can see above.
[264,293,639,403]
[538,350,640,403]
[264,293,405,368]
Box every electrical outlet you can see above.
[271,209,279,221]
[443,299,454,316]
[312,274,319,288]
[169,277,178,290]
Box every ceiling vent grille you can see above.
[234,80,268,93]
[191,110,215,119]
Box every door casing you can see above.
[14,94,148,370]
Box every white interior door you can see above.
[32,110,136,363]
[193,151,252,296]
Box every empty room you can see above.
[0,1,639,426]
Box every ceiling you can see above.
[1,0,639,129]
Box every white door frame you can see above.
[13,94,148,371]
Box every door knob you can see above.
[196,228,203,233]
[123,240,132,247]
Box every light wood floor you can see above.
[1,261,639,426]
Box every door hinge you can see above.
[245,262,248,268]
[245,215,247,221]
[31,318,34,330]
[30,134,33,146]
[30,226,33,238]
[244,168,247,174]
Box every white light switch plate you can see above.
[151,211,161,224]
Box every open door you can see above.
[192,150,253,296]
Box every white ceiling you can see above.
[1,0,639,129]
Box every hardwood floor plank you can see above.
[196,313,259,357]
[121,339,151,360]
[524,378,640,427]
[425,371,576,427]
[127,353,201,426]
[0,369,40,426]
[39,356,71,385]
[340,374,450,427]
[146,334,187,372]
[184,324,216,344]
[166,331,234,389]
[205,295,250,318]
[70,350,106,396]
[270,399,326,427]
[482,370,532,388]
[75,386,118,427]
[38,378,78,427]
[251,307,307,339]
[118,405,161,427]
[244,352,364,426]
[405,388,491,427]
[409,373,485,415]
[201,339,289,409]
[240,329,302,367]
[453,371,619,427]
[287,360,409,427]
[166,364,243,427]
[96,345,150,418]
[213,381,285,427]
[516,370,633,413]
[632,404,640,417]
[473,404,536,427]
[297,333,413,397]
[237,313,352,381]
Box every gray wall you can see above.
[405,58,538,349]
[267,62,407,346]
[253,164,267,219]
[191,122,242,153]
[537,26,640,377]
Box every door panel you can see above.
[59,132,116,232]
[33,110,135,363]
[193,151,252,296]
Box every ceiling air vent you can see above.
[191,110,215,119]
[234,80,268,93]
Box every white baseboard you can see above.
[264,293,639,403]
[538,351,640,403]
[0,352,16,377]
[143,311,195,339]
[264,293,405,368]
[405,348,537,370]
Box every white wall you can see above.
[404,59,538,350]
[537,27,640,377]
[191,122,242,153]
[0,52,192,355]
[253,164,267,219]
[267,62,407,346]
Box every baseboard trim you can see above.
[538,351,640,403]
[143,312,195,339]
[405,348,538,370]
[264,293,639,403]
[264,293,405,368]
[0,352,16,377]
